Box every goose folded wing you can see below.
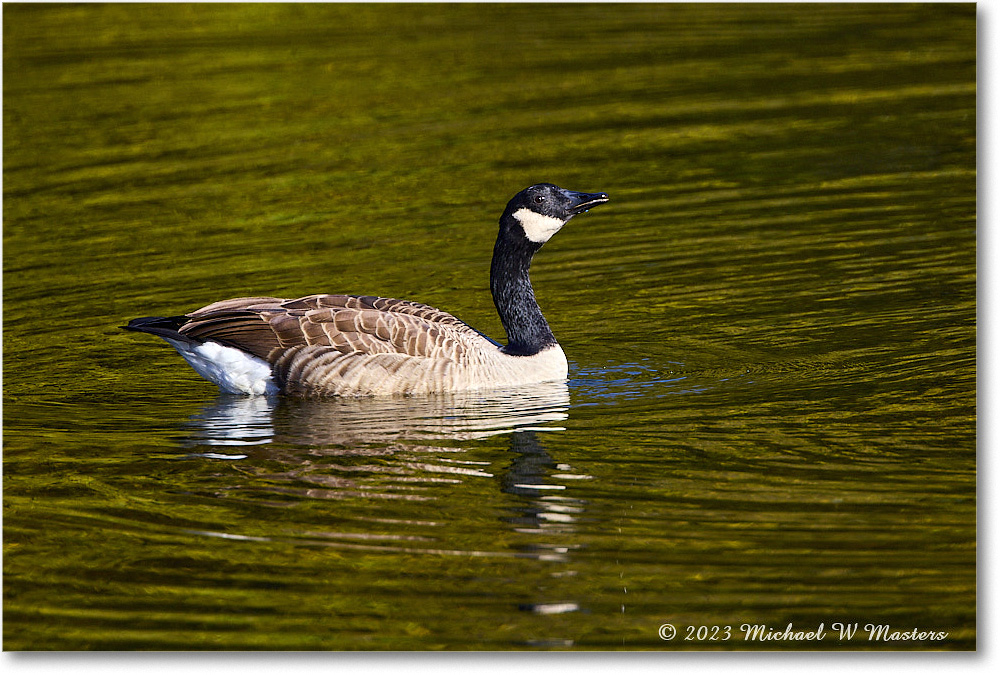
[176,294,485,365]
[292,307,473,361]
[178,310,282,360]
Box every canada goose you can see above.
[124,183,610,396]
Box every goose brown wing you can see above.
[178,294,495,363]
[177,297,285,359]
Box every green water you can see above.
[3,3,975,650]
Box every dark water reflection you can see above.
[4,3,975,650]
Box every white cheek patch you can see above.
[513,208,565,244]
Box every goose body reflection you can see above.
[180,381,584,573]
[184,380,571,447]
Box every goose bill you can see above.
[564,190,610,214]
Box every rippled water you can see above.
[3,4,975,650]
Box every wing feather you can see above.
[175,294,495,375]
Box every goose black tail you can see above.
[122,316,199,345]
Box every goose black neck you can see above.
[490,226,556,356]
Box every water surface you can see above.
[3,3,975,650]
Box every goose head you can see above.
[501,183,610,245]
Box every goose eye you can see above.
[533,195,545,204]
